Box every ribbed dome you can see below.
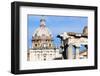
[32,17,54,49]
[32,17,52,39]
[33,26,52,38]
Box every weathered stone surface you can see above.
[57,26,88,59]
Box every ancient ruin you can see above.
[57,26,88,59]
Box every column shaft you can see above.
[75,47,80,59]
[67,45,73,59]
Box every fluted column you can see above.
[67,44,73,59]
[74,44,80,59]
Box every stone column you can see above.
[67,44,73,59]
[74,44,80,59]
[62,44,68,59]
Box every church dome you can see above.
[33,26,52,38]
[32,17,52,39]
[32,17,54,49]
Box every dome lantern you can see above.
[40,16,46,27]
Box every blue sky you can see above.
[28,15,88,51]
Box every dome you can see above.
[32,17,54,49]
[32,17,52,39]
[33,26,52,38]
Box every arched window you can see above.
[49,44,51,47]
[35,44,37,47]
